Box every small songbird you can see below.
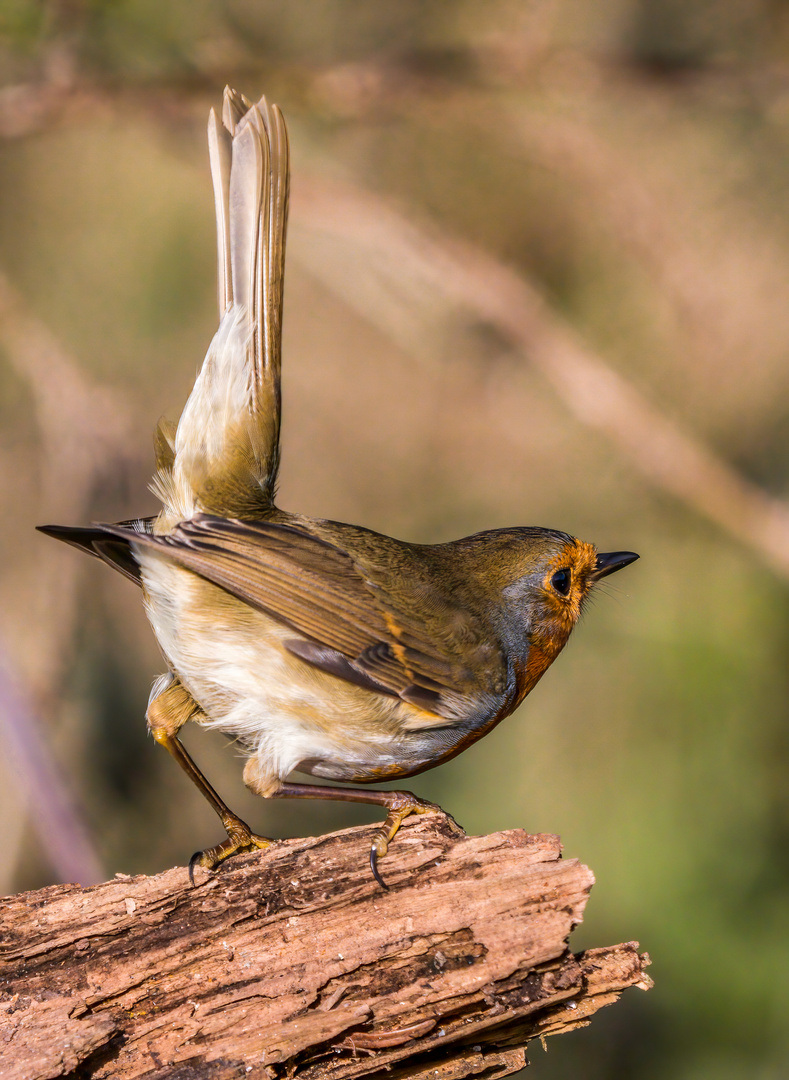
[40,88,638,888]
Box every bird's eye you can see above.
[551,569,571,596]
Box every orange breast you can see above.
[344,641,558,784]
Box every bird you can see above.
[39,87,639,889]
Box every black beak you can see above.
[592,551,639,581]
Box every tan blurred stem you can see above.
[0,649,104,886]
[292,175,789,580]
[0,270,133,690]
[0,270,133,885]
[0,271,134,521]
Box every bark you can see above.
[0,814,652,1079]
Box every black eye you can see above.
[551,569,571,596]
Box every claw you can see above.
[369,847,390,891]
[188,850,203,887]
[186,818,272,886]
[267,780,448,889]
[365,795,443,889]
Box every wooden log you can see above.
[0,813,652,1078]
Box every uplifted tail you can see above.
[154,88,290,529]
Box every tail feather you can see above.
[207,107,232,314]
[228,113,263,328]
[156,88,290,530]
[253,98,289,416]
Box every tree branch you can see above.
[0,815,651,1078]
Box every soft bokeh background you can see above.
[2,2,789,1076]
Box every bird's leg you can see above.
[147,674,273,883]
[265,780,443,890]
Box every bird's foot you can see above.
[369,793,443,890]
[188,815,273,885]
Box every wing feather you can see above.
[97,514,506,721]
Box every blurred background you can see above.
[1,1,789,1076]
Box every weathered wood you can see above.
[0,814,651,1078]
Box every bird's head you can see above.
[468,529,639,662]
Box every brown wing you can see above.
[104,515,508,723]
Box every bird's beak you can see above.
[592,551,639,581]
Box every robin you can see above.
[40,88,638,889]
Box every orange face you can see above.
[498,536,639,719]
[532,538,601,656]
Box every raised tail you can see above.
[153,88,290,529]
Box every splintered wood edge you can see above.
[0,814,652,1079]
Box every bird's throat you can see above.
[516,641,556,705]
